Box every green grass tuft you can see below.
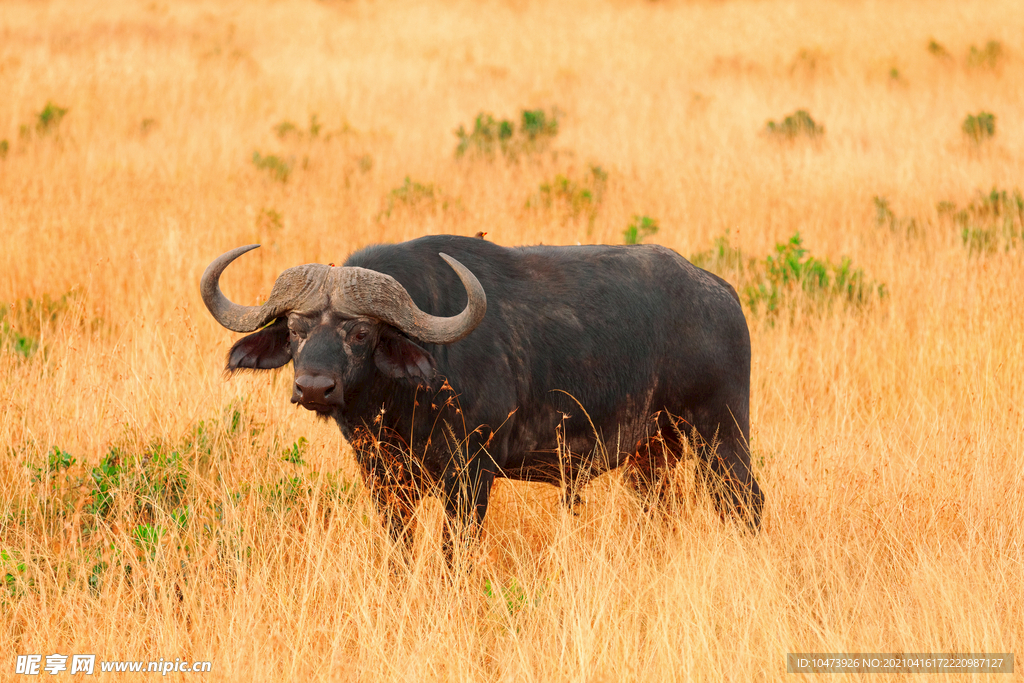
[766,109,823,139]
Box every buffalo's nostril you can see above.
[293,374,339,409]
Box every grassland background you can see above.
[1,0,1022,680]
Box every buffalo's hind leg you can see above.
[694,427,763,531]
[626,427,677,510]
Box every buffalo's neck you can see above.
[335,380,460,473]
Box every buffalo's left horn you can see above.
[333,253,486,344]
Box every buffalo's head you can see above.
[200,245,486,417]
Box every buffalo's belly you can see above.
[498,418,641,486]
[498,449,615,487]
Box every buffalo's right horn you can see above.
[200,245,323,332]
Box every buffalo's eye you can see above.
[289,327,306,342]
[348,323,372,344]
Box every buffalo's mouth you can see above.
[291,398,341,422]
[294,400,336,416]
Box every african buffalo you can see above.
[200,235,763,550]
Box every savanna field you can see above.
[1,0,1022,680]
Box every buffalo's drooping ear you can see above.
[373,327,436,387]
[226,318,292,371]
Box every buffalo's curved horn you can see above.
[333,253,486,344]
[201,245,324,333]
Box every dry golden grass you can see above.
[1,0,1022,680]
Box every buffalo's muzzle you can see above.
[292,374,341,412]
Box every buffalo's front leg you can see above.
[356,449,424,551]
[440,440,497,565]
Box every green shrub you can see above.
[873,196,895,227]
[456,113,513,157]
[0,140,8,158]
[690,235,744,273]
[528,165,607,226]
[16,404,345,525]
[519,109,558,141]
[282,437,308,467]
[1,327,37,358]
[536,175,591,215]
[961,228,995,254]
[273,120,300,139]
[0,288,93,359]
[35,101,68,135]
[252,472,353,515]
[873,196,918,236]
[927,38,951,58]
[386,176,434,204]
[747,233,883,314]
[28,447,76,484]
[5,403,360,599]
[252,151,291,182]
[691,233,885,317]
[256,207,284,234]
[766,109,823,139]
[962,112,995,143]
[623,215,659,245]
[378,176,458,219]
[273,114,322,140]
[86,444,191,520]
[484,577,530,616]
[940,187,1024,255]
[455,108,559,158]
[2,549,30,597]
[967,40,1003,69]
[132,523,165,561]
